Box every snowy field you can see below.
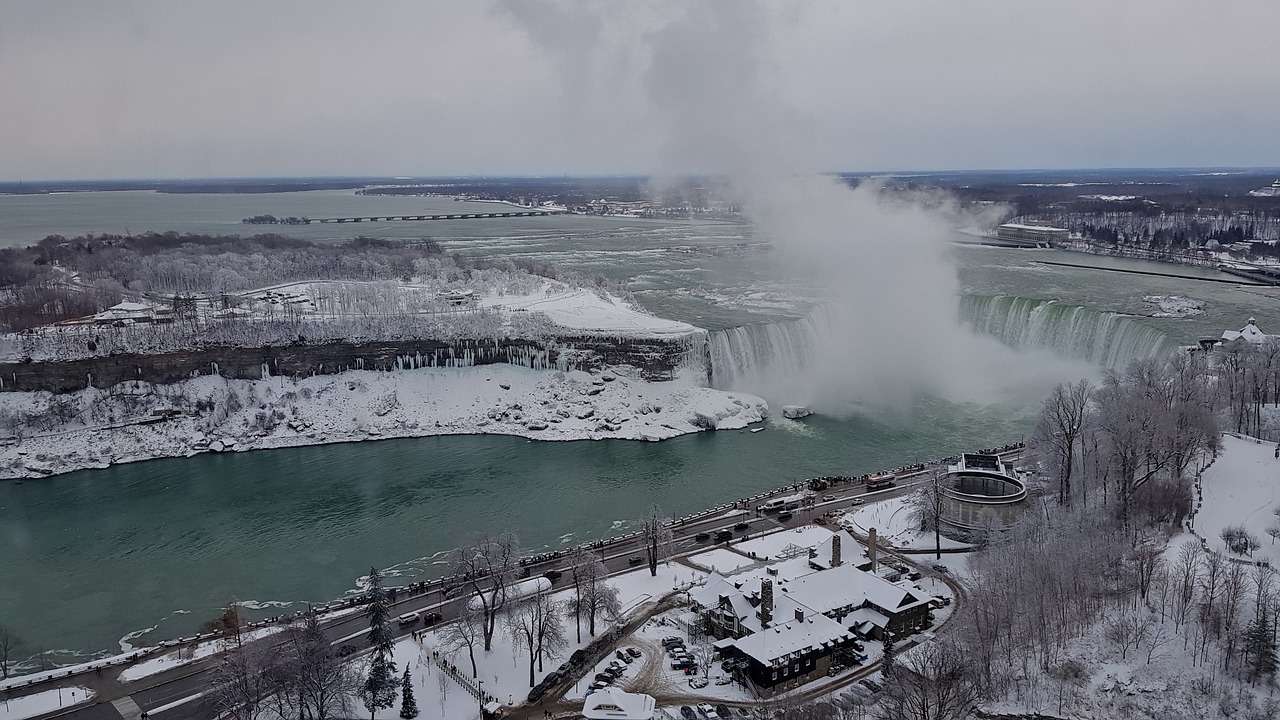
[0,365,767,480]
[734,526,834,560]
[0,687,94,720]
[1195,433,1280,564]
[479,287,696,335]
[684,548,758,574]
[841,496,973,551]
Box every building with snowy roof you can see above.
[581,688,655,720]
[92,301,159,325]
[691,532,932,695]
[1221,318,1273,345]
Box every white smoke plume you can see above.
[503,1,1093,411]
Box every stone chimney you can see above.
[831,535,842,567]
[868,528,878,574]
[760,578,774,627]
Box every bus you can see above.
[865,474,895,492]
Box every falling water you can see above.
[959,295,1177,368]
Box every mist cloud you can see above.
[507,1,1099,410]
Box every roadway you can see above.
[11,447,1020,720]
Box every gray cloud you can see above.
[1,0,1278,180]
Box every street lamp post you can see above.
[477,680,484,717]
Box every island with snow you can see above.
[0,233,767,480]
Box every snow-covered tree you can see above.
[399,667,419,719]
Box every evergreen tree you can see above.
[360,567,398,720]
[1246,614,1278,682]
[399,667,419,719]
[881,631,897,678]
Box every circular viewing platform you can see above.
[939,453,1029,540]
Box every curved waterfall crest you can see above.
[958,294,1176,368]
[705,296,1175,395]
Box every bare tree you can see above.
[505,588,567,688]
[208,640,285,720]
[565,548,607,644]
[873,639,980,720]
[278,611,358,720]
[440,604,484,678]
[910,468,948,560]
[1131,533,1165,602]
[447,533,520,651]
[1037,379,1092,505]
[639,505,673,577]
[0,624,22,680]
[583,575,622,637]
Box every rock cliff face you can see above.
[0,335,710,393]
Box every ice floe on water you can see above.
[1143,294,1205,317]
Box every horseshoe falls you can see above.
[958,295,1177,368]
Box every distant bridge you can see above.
[311,210,570,224]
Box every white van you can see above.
[397,611,421,626]
[756,498,787,513]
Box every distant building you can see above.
[1221,318,1274,345]
[997,222,1069,247]
[1248,180,1280,198]
[92,301,158,325]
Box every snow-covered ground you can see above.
[117,626,285,683]
[684,548,757,574]
[734,526,834,560]
[840,495,973,551]
[0,365,767,480]
[0,687,94,720]
[479,288,697,336]
[1195,433,1280,564]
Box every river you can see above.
[0,189,1277,666]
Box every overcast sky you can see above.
[2,0,1279,181]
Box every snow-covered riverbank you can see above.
[0,364,768,481]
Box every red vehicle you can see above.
[866,474,895,491]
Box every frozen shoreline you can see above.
[0,364,768,481]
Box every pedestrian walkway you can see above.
[109,697,142,720]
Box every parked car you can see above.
[861,678,882,692]
[695,532,711,541]
[688,677,709,689]
[626,647,642,658]
[813,516,827,525]
[714,676,733,686]
[734,522,749,531]
[931,563,949,573]
[698,703,719,718]
[716,704,732,718]
[662,636,683,645]
[680,707,697,720]
[594,672,615,683]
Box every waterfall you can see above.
[959,295,1177,368]
[707,311,828,391]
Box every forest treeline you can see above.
[0,232,627,333]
